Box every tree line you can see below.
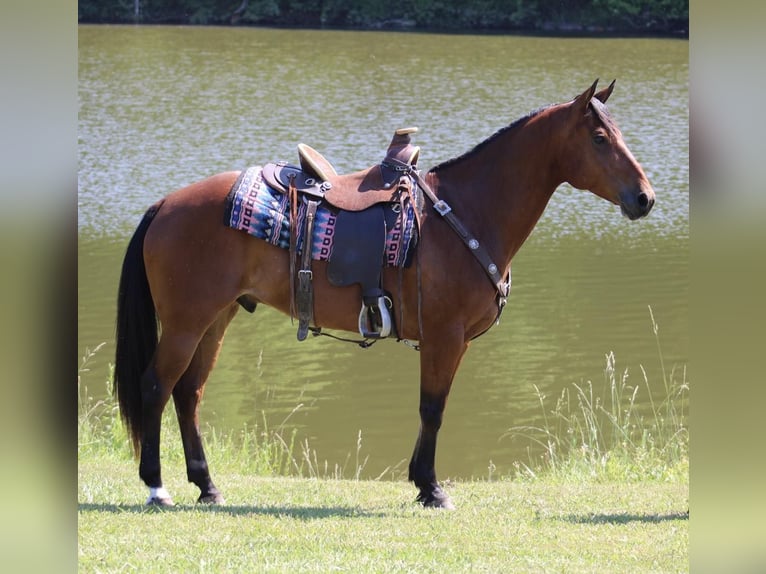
[78,0,688,36]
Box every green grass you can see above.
[78,309,688,572]
[78,346,379,480]
[78,465,687,573]
[505,308,689,484]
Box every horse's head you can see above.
[560,80,655,220]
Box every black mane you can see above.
[430,105,552,173]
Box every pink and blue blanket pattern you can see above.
[224,166,417,267]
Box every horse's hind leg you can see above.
[140,329,202,506]
[172,304,239,504]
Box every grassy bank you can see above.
[505,308,688,485]
[79,463,687,572]
[78,309,688,571]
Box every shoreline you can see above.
[76,21,689,40]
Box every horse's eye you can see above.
[593,134,607,145]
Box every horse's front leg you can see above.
[409,334,469,509]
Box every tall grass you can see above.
[77,344,404,480]
[78,343,132,459]
[505,306,689,483]
[79,307,688,484]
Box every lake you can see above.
[78,25,688,479]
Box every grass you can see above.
[78,467,687,573]
[78,308,688,572]
[78,352,388,481]
[505,308,689,484]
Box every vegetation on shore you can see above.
[506,309,688,484]
[78,0,688,37]
[78,309,688,571]
[78,308,688,484]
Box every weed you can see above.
[505,307,688,483]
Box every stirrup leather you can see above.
[296,199,319,341]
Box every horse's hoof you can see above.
[198,492,225,504]
[146,496,175,507]
[424,495,456,510]
[417,487,456,510]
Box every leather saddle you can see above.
[262,127,420,211]
[261,128,421,341]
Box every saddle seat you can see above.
[297,127,420,211]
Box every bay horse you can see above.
[114,80,654,509]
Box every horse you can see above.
[114,80,655,509]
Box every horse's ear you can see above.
[595,79,615,103]
[573,79,599,115]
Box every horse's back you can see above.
[165,170,241,208]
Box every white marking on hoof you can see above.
[146,486,174,506]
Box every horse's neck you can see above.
[432,119,562,266]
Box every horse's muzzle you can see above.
[620,188,655,220]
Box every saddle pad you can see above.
[224,166,417,267]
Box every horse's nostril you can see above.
[637,192,649,208]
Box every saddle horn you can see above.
[387,127,420,166]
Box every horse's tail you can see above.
[114,200,164,457]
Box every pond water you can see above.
[78,25,688,479]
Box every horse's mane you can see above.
[430,105,553,173]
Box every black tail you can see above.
[114,201,163,456]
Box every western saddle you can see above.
[261,128,422,342]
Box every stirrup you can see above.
[358,296,392,339]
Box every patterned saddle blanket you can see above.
[224,166,418,267]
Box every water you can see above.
[78,25,688,479]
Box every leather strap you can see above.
[382,159,510,303]
[288,176,298,322]
[296,199,319,341]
